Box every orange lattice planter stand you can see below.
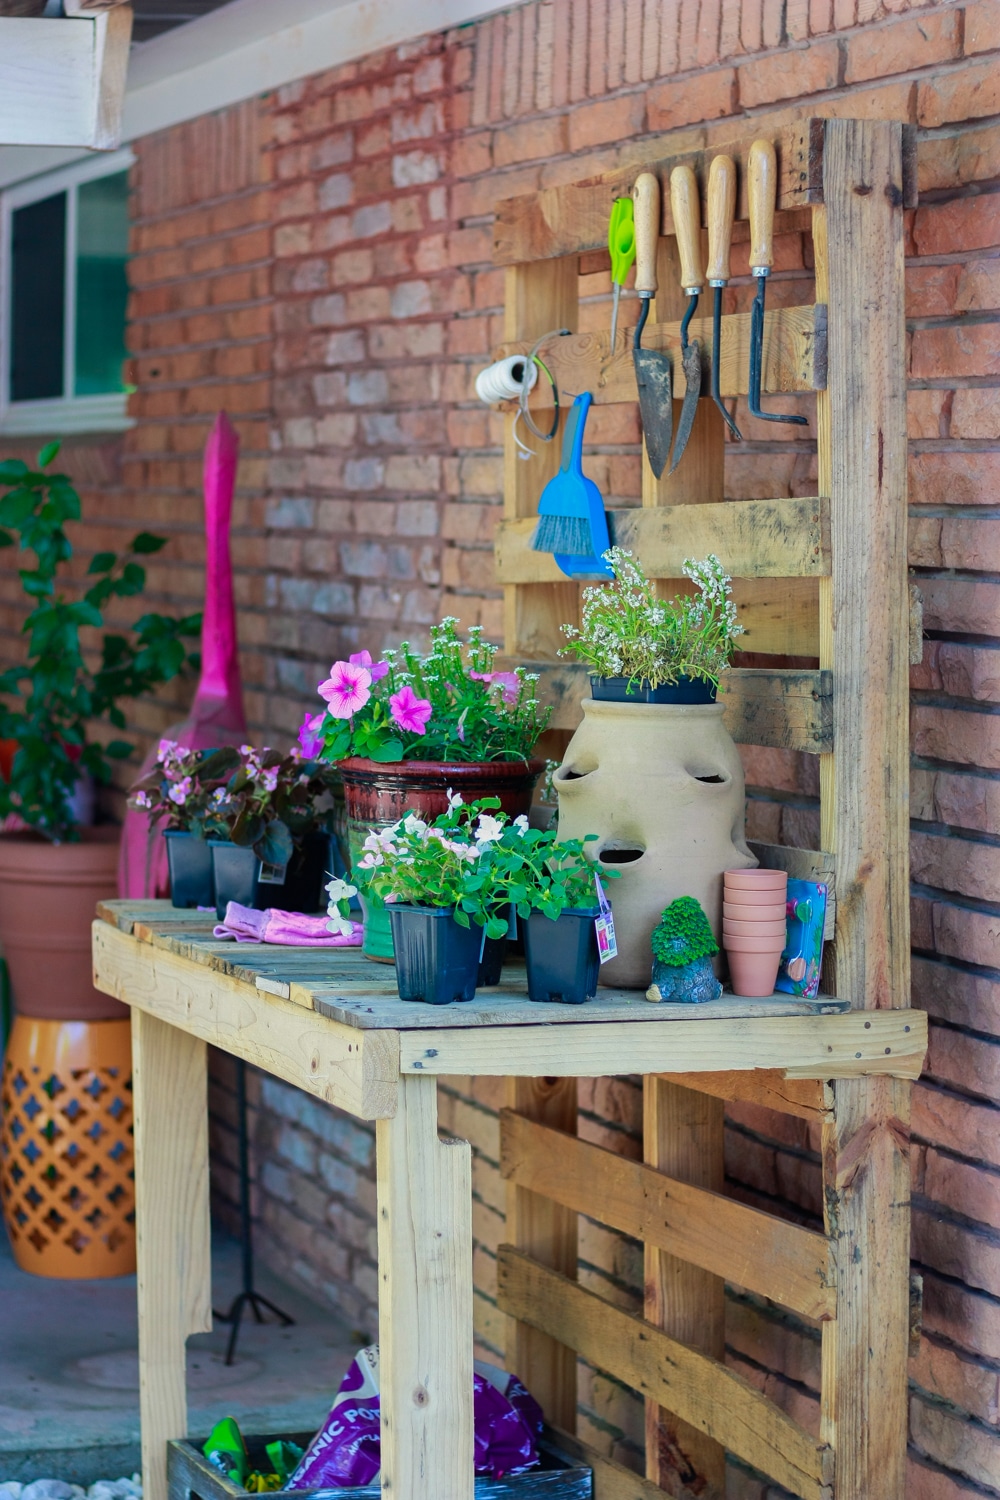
[1,1016,135,1278]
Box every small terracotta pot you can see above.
[723,932,786,953]
[722,885,788,907]
[0,828,124,1020]
[723,917,786,938]
[723,900,786,921]
[724,869,787,892]
[728,950,782,998]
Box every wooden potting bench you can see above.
[93,113,920,1500]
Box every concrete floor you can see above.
[0,1224,359,1485]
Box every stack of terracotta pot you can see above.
[723,868,788,997]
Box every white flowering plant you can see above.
[355,792,618,937]
[309,618,551,766]
[325,875,358,937]
[559,549,742,690]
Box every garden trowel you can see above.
[707,153,743,441]
[631,170,672,479]
[748,138,808,427]
[668,164,705,474]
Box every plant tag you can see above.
[258,861,288,886]
[594,875,617,964]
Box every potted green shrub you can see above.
[0,444,200,1020]
[559,548,742,703]
[472,818,621,1005]
[311,618,552,960]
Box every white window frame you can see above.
[0,147,135,438]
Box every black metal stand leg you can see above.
[213,1058,294,1364]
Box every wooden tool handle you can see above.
[632,172,660,296]
[748,138,777,273]
[706,154,737,284]
[669,164,703,294]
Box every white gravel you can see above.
[0,1479,141,1500]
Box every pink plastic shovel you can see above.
[117,412,247,897]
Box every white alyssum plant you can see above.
[559,548,742,689]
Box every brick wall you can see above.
[2,0,998,1493]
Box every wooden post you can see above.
[505,1077,579,1432]
[131,1008,211,1500]
[376,1074,474,1500]
[643,184,727,1500]
[816,119,911,1500]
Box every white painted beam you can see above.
[0,7,131,149]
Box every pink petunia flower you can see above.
[389,684,433,735]
[491,671,520,705]
[297,711,325,758]
[318,660,372,718]
[350,649,389,683]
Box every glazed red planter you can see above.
[338,756,544,836]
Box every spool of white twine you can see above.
[474,355,538,405]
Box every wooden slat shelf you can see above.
[495,497,830,585]
[498,303,826,403]
[508,662,833,752]
[490,116,915,1500]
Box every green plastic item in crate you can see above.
[169,1429,592,1500]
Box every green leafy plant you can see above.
[312,618,551,765]
[559,549,743,690]
[355,792,619,938]
[0,443,202,841]
[130,739,342,869]
[650,897,719,967]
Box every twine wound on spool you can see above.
[475,328,568,459]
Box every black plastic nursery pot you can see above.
[388,903,484,1005]
[523,906,601,1005]
[210,840,260,919]
[589,674,717,704]
[264,830,333,914]
[165,829,214,909]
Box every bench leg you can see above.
[377,1073,473,1500]
[131,1009,212,1500]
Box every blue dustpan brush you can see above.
[531,392,614,578]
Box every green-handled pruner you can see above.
[608,195,636,354]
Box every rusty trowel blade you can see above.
[669,340,702,474]
[634,348,672,480]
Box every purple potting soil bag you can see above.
[284,1348,543,1488]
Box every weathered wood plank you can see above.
[92,921,399,1119]
[655,1070,833,1122]
[504,1080,579,1433]
[546,1427,667,1500]
[132,1008,211,1500]
[376,1073,473,1498]
[748,841,837,941]
[400,1009,927,1080]
[494,121,823,263]
[514,663,832,752]
[497,1248,834,1500]
[495,498,830,585]
[498,303,825,404]
[501,1111,836,1319]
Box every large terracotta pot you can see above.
[554,699,754,988]
[0,828,125,1020]
[339,757,544,961]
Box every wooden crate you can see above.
[490,117,914,1500]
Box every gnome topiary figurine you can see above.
[645,896,723,1003]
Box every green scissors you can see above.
[608,195,636,353]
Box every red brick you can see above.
[492,115,566,166]
[956,257,1000,311]
[566,92,646,152]
[919,121,1000,192]
[919,575,1000,636]
[909,450,1000,507]
[918,57,1000,127]
[737,40,839,107]
[912,702,1000,770]
[913,1081,1000,1169]
[905,264,959,317]
[846,10,959,84]
[914,192,1000,255]
[964,0,1000,56]
[910,1391,1000,1493]
[951,387,999,439]
[906,388,947,439]
[911,323,1000,380]
[647,66,736,129]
